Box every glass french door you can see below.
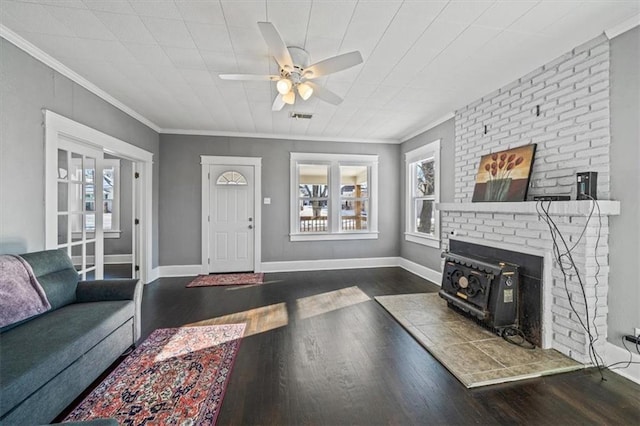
[56,137,104,280]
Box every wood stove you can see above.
[439,251,520,332]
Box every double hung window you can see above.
[290,153,378,241]
[405,140,440,248]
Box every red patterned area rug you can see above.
[65,324,245,425]
[186,273,264,288]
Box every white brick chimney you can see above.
[438,35,620,364]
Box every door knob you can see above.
[248,217,253,222]
[248,225,253,229]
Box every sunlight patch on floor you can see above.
[186,303,288,337]
[295,286,371,320]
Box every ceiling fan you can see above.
[219,22,363,111]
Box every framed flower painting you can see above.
[471,144,537,202]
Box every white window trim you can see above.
[405,140,441,249]
[290,152,378,242]
[70,158,121,238]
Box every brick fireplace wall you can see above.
[454,34,610,202]
[441,34,614,364]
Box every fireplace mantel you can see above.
[437,201,620,216]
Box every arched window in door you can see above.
[216,170,247,185]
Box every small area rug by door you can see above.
[187,272,264,287]
[64,324,245,425]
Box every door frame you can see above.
[201,156,262,274]
[44,110,154,283]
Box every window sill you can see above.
[290,232,379,242]
[405,232,440,248]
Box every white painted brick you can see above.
[484,233,504,242]
[575,70,608,89]
[545,51,574,70]
[575,109,609,124]
[492,91,511,105]
[451,35,612,362]
[558,106,589,121]
[575,51,608,73]
[576,146,608,158]
[575,89,608,107]
[574,35,607,54]
[558,69,590,88]
[589,43,609,57]
[510,80,533,95]
[522,82,545,97]
[520,67,545,83]
[576,127,609,141]
[590,61,608,74]
[557,123,590,137]
[558,141,590,153]
[532,116,558,129]
[549,102,576,116]
[494,227,515,236]
[544,152,575,163]
[590,80,608,93]
[558,87,590,104]
[547,68,574,85]
[515,228,540,238]
[533,84,560,99]
[557,51,589,72]
[590,117,610,130]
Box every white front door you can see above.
[208,165,255,272]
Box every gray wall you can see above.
[159,134,400,265]
[0,38,160,266]
[399,118,455,272]
[608,27,640,349]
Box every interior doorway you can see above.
[45,111,154,283]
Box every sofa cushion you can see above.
[0,301,134,418]
[20,250,79,310]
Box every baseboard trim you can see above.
[398,258,442,286]
[156,264,202,278]
[147,267,160,284]
[260,257,400,273]
[154,257,442,284]
[604,341,640,385]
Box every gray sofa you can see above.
[0,249,142,425]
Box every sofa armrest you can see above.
[76,279,143,344]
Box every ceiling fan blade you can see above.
[306,82,343,105]
[272,95,285,111]
[303,51,363,79]
[219,74,279,81]
[258,21,294,71]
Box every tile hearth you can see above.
[376,293,583,388]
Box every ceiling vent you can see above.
[290,112,313,120]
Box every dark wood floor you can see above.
[136,267,640,425]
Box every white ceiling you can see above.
[1,0,638,143]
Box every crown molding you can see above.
[604,14,640,40]
[399,112,455,143]
[0,25,161,133]
[159,128,400,144]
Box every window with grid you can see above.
[290,153,378,241]
[405,140,440,248]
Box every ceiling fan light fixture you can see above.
[297,83,313,100]
[276,78,292,95]
[282,91,295,105]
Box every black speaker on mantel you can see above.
[577,171,597,200]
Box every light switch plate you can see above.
[264,197,271,205]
